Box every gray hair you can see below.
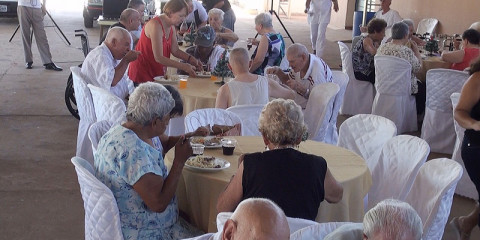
[363,199,423,240]
[401,19,414,28]
[120,8,140,22]
[258,99,307,145]
[286,43,309,58]
[391,22,409,40]
[208,8,224,21]
[126,82,174,126]
[254,12,273,28]
[105,27,131,43]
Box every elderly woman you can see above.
[249,13,286,75]
[352,18,387,84]
[128,0,203,84]
[442,29,480,71]
[203,0,236,31]
[216,99,343,220]
[207,8,238,47]
[94,82,201,239]
[401,19,425,48]
[451,57,480,239]
[377,22,425,115]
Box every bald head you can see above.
[223,198,290,240]
[228,48,250,73]
[119,8,141,31]
[105,27,132,60]
[105,27,131,44]
[286,43,310,73]
[286,43,309,59]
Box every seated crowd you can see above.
[76,0,480,239]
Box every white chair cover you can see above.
[87,84,127,125]
[451,93,478,200]
[226,104,265,136]
[71,66,96,164]
[88,120,113,155]
[304,83,340,142]
[324,71,349,145]
[337,114,397,172]
[166,116,186,136]
[71,156,124,240]
[416,18,439,35]
[372,55,417,133]
[367,135,430,210]
[421,69,469,154]
[337,41,375,115]
[290,222,354,240]
[405,158,463,240]
[184,108,243,134]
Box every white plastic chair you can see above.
[71,156,124,240]
[71,66,96,165]
[304,82,340,142]
[337,41,375,115]
[324,71,349,145]
[290,222,355,240]
[226,104,265,136]
[416,18,439,36]
[88,120,113,154]
[372,55,417,133]
[450,93,478,200]
[87,84,127,125]
[184,108,243,134]
[337,114,397,172]
[367,135,430,211]
[421,69,469,154]
[405,158,463,240]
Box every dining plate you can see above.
[154,76,180,84]
[184,156,230,172]
[190,136,223,148]
[196,72,212,78]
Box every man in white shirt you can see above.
[266,43,333,109]
[81,27,140,103]
[305,0,339,58]
[184,198,290,240]
[17,0,62,71]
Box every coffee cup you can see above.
[221,138,237,156]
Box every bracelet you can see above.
[187,55,192,63]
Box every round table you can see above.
[175,77,221,115]
[416,56,451,82]
[165,136,372,232]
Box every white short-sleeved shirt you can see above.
[81,43,134,103]
[18,0,42,8]
[287,54,333,108]
[185,1,208,25]
[227,75,269,107]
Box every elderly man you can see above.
[184,198,290,240]
[323,199,423,240]
[266,43,333,108]
[81,27,140,103]
[100,8,142,45]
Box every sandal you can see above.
[450,217,471,240]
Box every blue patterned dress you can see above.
[94,125,200,239]
[251,32,285,75]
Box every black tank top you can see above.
[465,99,480,145]
[242,148,327,220]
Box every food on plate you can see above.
[191,136,222,146]
[186,155,221,168]
[196,71,211,76]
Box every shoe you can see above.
[26,62,33,69]
[44,62,63,71]
[450,217,471,240]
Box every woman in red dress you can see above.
[128,0,203,84]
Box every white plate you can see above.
[196,72,212,78]
[154,76,180,84]
[184,156,230,172]
[190,136,223,148]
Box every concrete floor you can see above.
[0,4,478,240]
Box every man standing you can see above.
[81,27,140,103]
[17,0,62,71]
[305,0,339,58]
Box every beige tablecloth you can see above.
[416,56,451,82]
[166,136,372,232]
[174,77,221,115]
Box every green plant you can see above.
[425,39,439,55]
